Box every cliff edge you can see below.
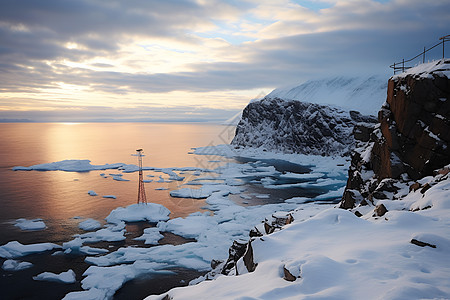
[340,59,450,209]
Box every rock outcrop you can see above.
[340,59,450,209]
[232,97,377,157]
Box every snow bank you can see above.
[33,269,76,284]
[14,218,46,231]
[0,241,61,258]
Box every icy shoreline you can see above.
[5,146,350,299]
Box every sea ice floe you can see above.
[105,203,170,225]
[78,218,102,231]
[14,218,46,231]
[2,259,33,271]
[88,190,98,196]
[134,227,164,245]
[12,160,125,172]
[0,241,61,259]
[33,269,76,284]
[103,195,117,199]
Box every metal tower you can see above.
[136,149,148,204]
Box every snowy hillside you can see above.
[266,76,387,115]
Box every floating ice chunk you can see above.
[105,203,170,225]
[75,261,171,299]
[12,160,125,172]
[170,187,216,199]
[255,194,270,199]
[2,259,33,271]
[134,227,164,245]
[155,187,168,190]
[33,269,76,284]
[62,288,107,300]
[111,175,129,182]
[143,180,153,183]
[78,228,126,243]
[79,219,102,231]
[0,241,61,259]
[14,218,46,231]
[103,195,117,199]
[87,190,97,196]
[161,168,185,181]
[279,172,325,179]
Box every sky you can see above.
[0,0,449,122]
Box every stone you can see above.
[283,266,298,282]
[374,204,388,217]
[410,239,436,248]
[409,182,421,192]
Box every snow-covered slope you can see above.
[145,167,450,300]
[267,76,387,115]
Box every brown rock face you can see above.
[340,62,450,209]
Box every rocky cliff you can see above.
[231,97,377,157]
[340,59,450,209]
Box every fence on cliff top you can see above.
[390,35,450,74]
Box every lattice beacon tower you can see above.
[135,149,148,204]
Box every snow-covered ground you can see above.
[146,163,450,300]
[265,76,387,115]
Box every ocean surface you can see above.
[0,122,341,299]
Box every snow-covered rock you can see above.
[232,97,377,156]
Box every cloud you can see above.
[0,0,449,121]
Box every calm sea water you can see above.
[0,122,332,299]
[0,122,239,299]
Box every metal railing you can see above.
[390,35,449,74]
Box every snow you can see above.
[134,227,164,245]
[2,259,33,271]
[78,218,102,231]
[0,241,61,258]
[105,203,170,224]
[14,218,46,231]
[33,269,76,284]
[392,59,450,80]
[265,76,387,115]
[145,172,450,299]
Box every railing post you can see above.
[423,46,426,63]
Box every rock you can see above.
[242,240,257,273]
[374,204,388,217]
[409,182,421,192]
[232,97,377,156]
[283,266,298,282]
[410,239,436,248]
[339,60,450,209]
[354,211,363,217]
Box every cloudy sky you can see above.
[1,0,449,122]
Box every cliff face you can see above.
[231,97,376,157]
[340,59,450,209]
